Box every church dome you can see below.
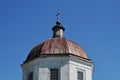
[24,21,88,63]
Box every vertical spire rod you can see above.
[56,12,60,22]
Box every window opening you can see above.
[28,72,33,80]
[77,71,83,80]
[50,68,59,80]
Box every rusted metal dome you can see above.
[24,21,88,63]
[25,38,88,63]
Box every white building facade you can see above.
[21,21,93,80]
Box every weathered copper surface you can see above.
[25,38,87,63]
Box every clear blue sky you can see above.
[0,0,120,80]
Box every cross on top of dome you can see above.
[56,12,60,22]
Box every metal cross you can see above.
[56,13,60,21]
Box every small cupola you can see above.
[52,13,65,38]
[52,21,65,38]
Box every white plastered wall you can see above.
[21,55,93,80]
[69,56,93,80]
